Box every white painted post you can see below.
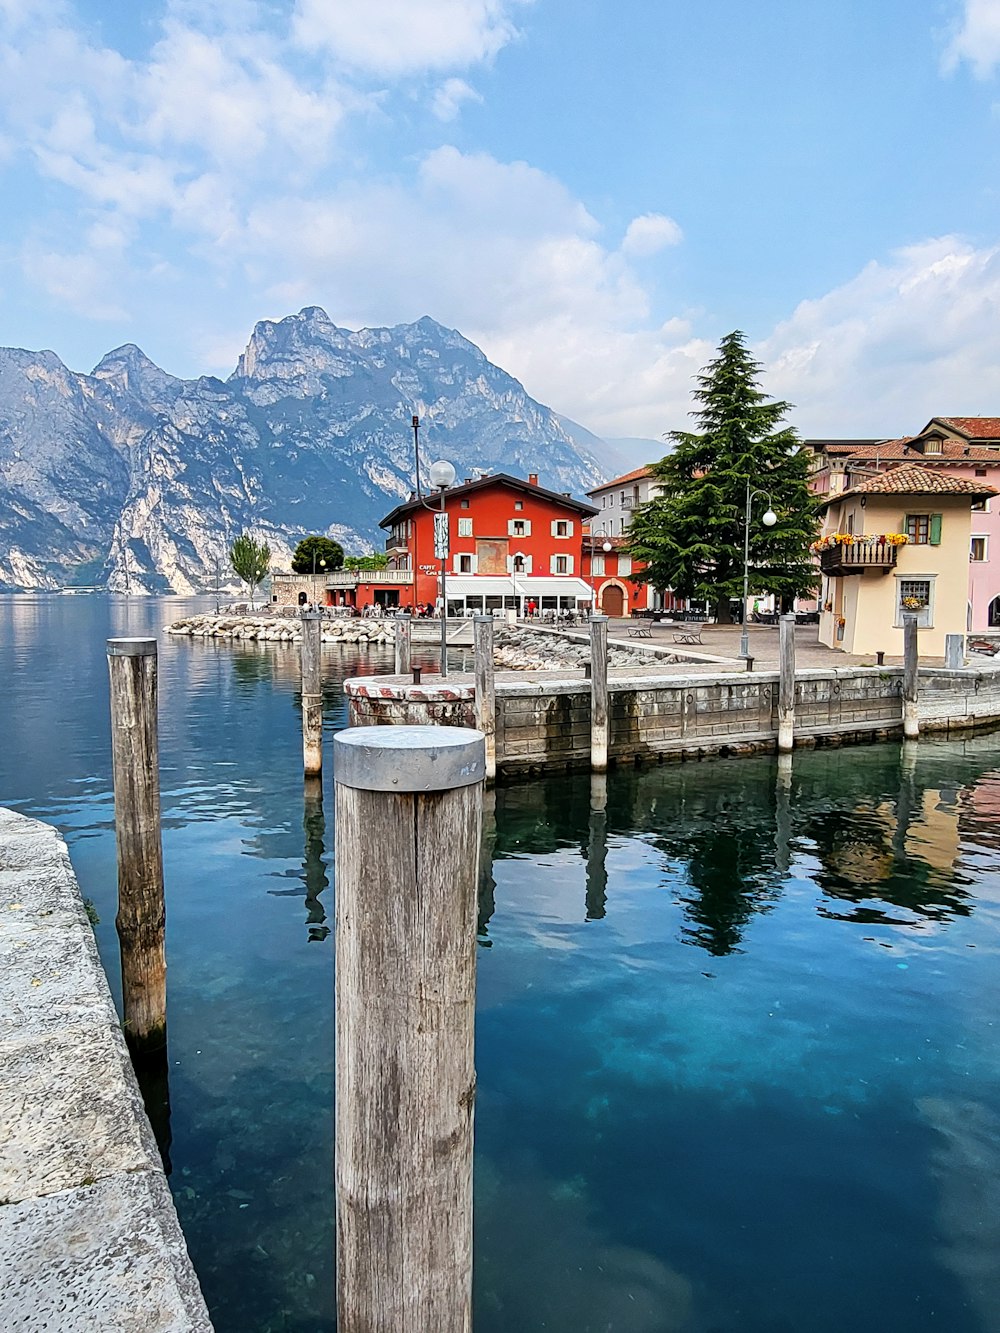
[333,726,485,1333]
[902,614,919,740]
[591,612,609,772]
[777,613,796,753]
[106,637,166,1055]
[473,615,496,783]
[300,611,323,776]
[394,611,412,676]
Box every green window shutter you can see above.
[929,513,943,545]
[902,513,910,537]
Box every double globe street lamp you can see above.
[740,481,777,660]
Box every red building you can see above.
[375,472,598,616]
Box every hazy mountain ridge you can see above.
[0,309,611,592]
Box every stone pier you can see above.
[0,807,212,1331]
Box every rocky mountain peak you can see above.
[92,344,180,402]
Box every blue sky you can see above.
[1,0,1000,444]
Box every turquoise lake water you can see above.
[4,594,1000,1332]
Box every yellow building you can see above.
[816,464,997,656]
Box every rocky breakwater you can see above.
[492,623,669,671]
[166,613,393,646]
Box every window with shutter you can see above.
[905,514,930,544]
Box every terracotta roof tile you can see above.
[587,465,655,493]
[818,463,1000,508]
[833,438,1000,464]
[937,417,1000,439]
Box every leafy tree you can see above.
[627,331,819,622]
[229,532,271,604]
[343,552,389,571]
[291,535,344,574]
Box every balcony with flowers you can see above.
[811,532,908,576]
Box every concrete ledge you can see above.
[0,807,212,1331]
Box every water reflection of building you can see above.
[486,749,996,955]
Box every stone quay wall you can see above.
[0,808,212,1331]
[345,663,1000,775]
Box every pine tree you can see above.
[627,331,818,622]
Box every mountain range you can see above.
[0,307,626,593]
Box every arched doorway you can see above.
[989,595,1000,627]
[601,584,625,616]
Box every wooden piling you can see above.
[106,637,166,1055]
[333,725,485,1333]
[473,615,496,783]
[777,613,796,753]
[902,615,919,740]
[590,612,609,773]
[394,611,412,676]
[944,633,964,670]
[300,611,323,776]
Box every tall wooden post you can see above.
[902,614,919,741]
[106,637,166,1055]
[590,612,609,772]
[301,611,323,776]
[333,725,485,1333]
[777,612,796,753]
[473,614,496,783]
[944,633,964,670]
[394,611,412,676]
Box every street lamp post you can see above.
[429,459,457,676]
[740,479,777,659]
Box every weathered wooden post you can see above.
[902,614,919,741]
[333,725,485,1333]
[945,633,964,670]
[473,614,496,783]
[777,612,796,753]
[301,610,323,776]
[106,637,166,1055]
[590,612,609,772]
[394,611,412,676]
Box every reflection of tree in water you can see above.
[230,648,276,689]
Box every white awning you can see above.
[443,577,516,598]
[515,577,594,600]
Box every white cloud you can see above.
[291,0,527,76]
[942,0,1000,76]
[761,236,1000,434]
[621,213,683,258]
[23,243,129,320]
[432,77,482,121]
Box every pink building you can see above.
[807,419,1000,631]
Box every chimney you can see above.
[528,472,539,486]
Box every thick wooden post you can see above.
[333,725,485,1333]
[394,611,412,676]
[944,633,964,670]
[473,615,496,783]
[777,612,796,753]
[301,611,323,776]
[902,614,919,740]
[106,637,166,1055]
[590,612,609,772]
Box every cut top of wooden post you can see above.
[333,725,486,793]
[107,637,157,656]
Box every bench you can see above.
[673,623,706,645]
[627,624,653,638]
